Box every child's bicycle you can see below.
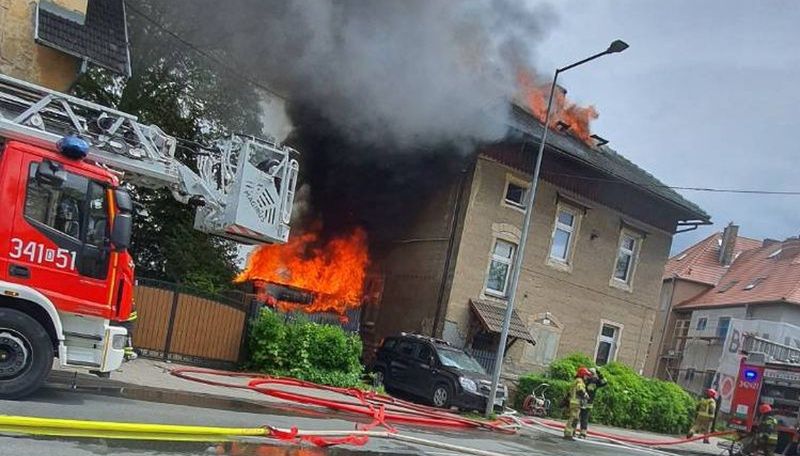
[521,383,551,417]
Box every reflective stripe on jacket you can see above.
[696,397,715,419]
[569,378,587,407]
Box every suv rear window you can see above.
[396,340,417,357]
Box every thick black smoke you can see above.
[286,102,470,241]
[159,1,556,238]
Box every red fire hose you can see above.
[169,367,733,448]
[169,367,512,432]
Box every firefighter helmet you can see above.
[705,388,717,399]
[576,367,592,378]
[759,403,773,415]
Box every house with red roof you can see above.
[644,224,800,395]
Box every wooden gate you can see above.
[132,278,255,368]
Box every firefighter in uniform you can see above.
[563,366,591,440]
[687,388,717,443]
[752,403,779,456]
[578,367,607,438]
[120,308,138,361]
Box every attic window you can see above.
[717,280,739,293]
[504,181,528,208]
[768,249,782,259]
[743,278,766,291]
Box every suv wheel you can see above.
[432,383,451,408]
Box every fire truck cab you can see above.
[0,140,134,398]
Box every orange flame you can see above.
[237,226,369,314]
[516,69,599,145]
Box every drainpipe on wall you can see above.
[431,157,473,338]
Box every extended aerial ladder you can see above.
[0,73,299,245]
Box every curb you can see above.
[45,370,317,418]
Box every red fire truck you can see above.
[0,73,298,399]
[728,335,800,451]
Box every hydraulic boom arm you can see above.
[0,73,298,244]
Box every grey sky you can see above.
[529,0,800,253]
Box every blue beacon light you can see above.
[57,135,89,159]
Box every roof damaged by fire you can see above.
[504,104,711,232]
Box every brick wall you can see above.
[0,0,79,90]
[444,156,673,375]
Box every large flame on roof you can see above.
[237,226,369,314]
[516,69,599,145]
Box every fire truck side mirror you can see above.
[114,189,133,214]
[35,160,67,188]
[110,213,132,252]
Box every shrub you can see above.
[246,309,364,388]
[548,353,595,381]
[516,353,696,434]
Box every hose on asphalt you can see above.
[0,414,513,456]
[516,415,737,446]
[169,366,736,447]
[169,367,513,433]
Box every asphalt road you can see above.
[0,385,681,456]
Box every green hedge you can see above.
[516,354,696,434]
[246,309,364,387]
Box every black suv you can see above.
[371,333,507,411]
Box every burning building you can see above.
[158,1,709,372]
[237,93,709,375]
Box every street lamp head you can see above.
[606,40,629,54]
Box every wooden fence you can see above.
[132,278,255,369]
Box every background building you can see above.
[646,227,800,399]
[644,224,761,379]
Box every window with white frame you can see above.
[485,239,516,296]
[613,232,639,283]
[504,182,527,208]
[549,207,578,262]
[595,323,621,365]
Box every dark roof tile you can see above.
[36,0,129,75]
[508,104,709,221]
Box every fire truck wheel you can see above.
[0,308,53,399]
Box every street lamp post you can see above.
[485,40,629,417]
